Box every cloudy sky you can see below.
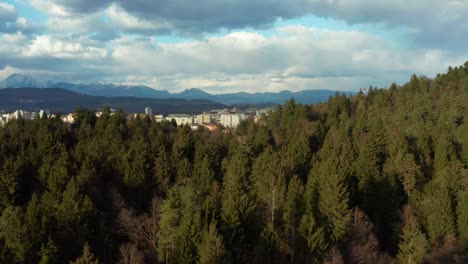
[0,0,467,93]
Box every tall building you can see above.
[220,114,245,128]
[39,110,50,119]
[196,113,211,124]
[145,107,152,117]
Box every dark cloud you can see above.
[115,0,304,33]
[38,0,467,50]
[46,0,111,14]
[0,2,18,32]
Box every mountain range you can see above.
[0,73,353,105]
[0,88,226,114]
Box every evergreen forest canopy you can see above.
[0,64,467,264]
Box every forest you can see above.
[0,63,467,264]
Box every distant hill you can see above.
[5,73,38,88]
[0,74,354,105]
[0,88,226,114]
[53,82,173,99]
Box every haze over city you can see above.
[1,0,467,93]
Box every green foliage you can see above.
[318,173,352,243]
[69,243,99,264]
[252,148,287,229]
[298,211,327,263]
[0,64,467,262]
[456,176,468,245]
[395,212,428,264]
[39,238,58,264]
[0,157,24,208]
[413,181,455,246]
[198,223,226,264]
[281,175,305,261]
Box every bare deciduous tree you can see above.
[118,243,145,264]
[345,208,392,264]
[117,198,161,260]
[424,235,468,264]
[324,247,344,264]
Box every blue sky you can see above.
[0,0,467,93]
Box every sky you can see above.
[0,0,467,93]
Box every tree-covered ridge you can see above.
[0,64,467,263]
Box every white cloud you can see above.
[1,6,466,94]
[3,31,26,43]
[106,3,172,33]
[23,35,108,59]
[0,2,17,21]
[28,0,467,50]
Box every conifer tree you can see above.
[395,210,428,264]
[198,223,226,264]
[418,182,455,246]
[253,148,286,230]
[39,238,58,264]
[283,175,305,263]
[456,176,468,245]
[70,243,99,264]
[298,211,327,263]
[221,149,256,262]
[318,173,351,243]
[0,157,23,208]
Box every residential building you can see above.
[220,114,245,128]
[196,113,211,124]
[0,116,6,127]
[154,115,164,122]
[166,114,194,125]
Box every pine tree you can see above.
[157,187,183,263]
[0,157,23,208]
[395,210,428,264]
[39,238,58,264]
[283,175,305,263]
[0,206,32,262]
[456,175,468,245]
[221,150,256,262]
[153,147,172,196]
[123,137,149,189]
[298,211,327,263]
[70,242,99,264]
[418,182,455,246]
[198,223,226,264]
[252,148,286,230]
[317,173,351,243]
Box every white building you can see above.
[220,114,245,128]
[39,110,50,119]
[196,113,211,124]
[0,116,6,127]
[166,114,194,125]
[145,107,152,117]
[61,114,75,124]
[154,115,164,122]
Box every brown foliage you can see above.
[345,208,392,264]
[117,198,161,260]
[324,247,344,264]
[118,243,145,264]
[424,235,468,264]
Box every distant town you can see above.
[0,106,272,130]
